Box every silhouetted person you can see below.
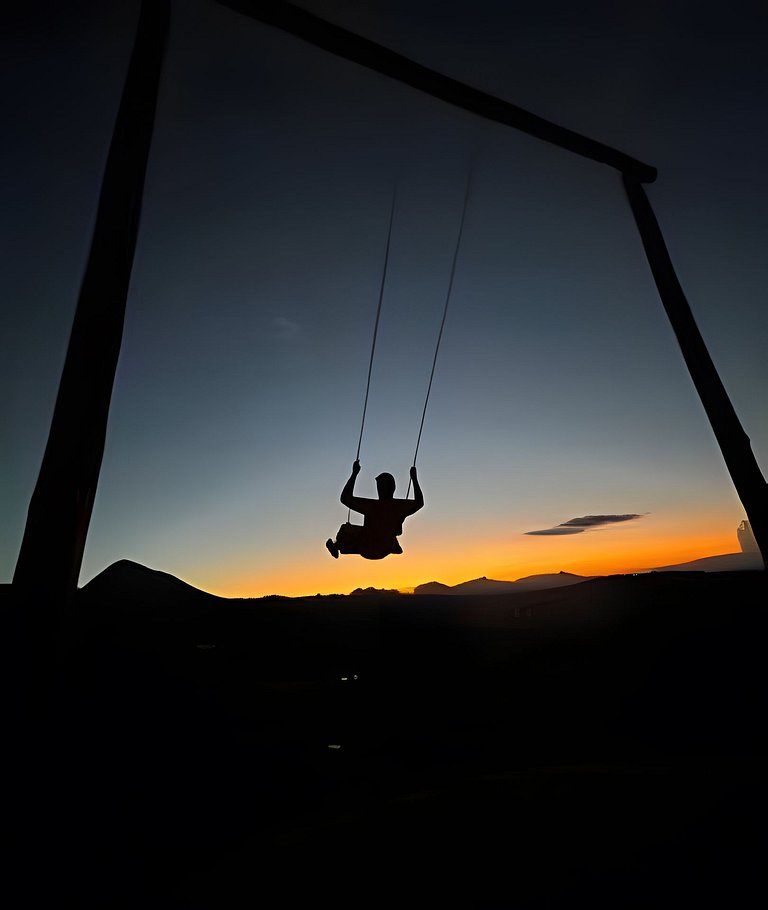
[326,461,424,560]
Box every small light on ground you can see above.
[328,744,342,750]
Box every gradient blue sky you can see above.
[2,0,766,595]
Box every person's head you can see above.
[375,472,396,500]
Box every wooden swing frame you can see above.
[14,0,767,612]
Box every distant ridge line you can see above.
[414,572,592,596]
[79,552,762,603]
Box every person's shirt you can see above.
[348,497,420,541]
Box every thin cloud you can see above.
[560,514,643,528]
[271,316,301,340]
[526,527,585,536]
[525,513,644,536]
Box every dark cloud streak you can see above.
[525,513,644,536]
[526,527,585,536]
[560,514,643,528]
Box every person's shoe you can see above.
[326,538,339,559]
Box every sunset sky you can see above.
[3,0,766,596]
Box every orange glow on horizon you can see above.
[190,525,742,599]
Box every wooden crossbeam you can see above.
[218,0,657,182]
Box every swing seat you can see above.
[335,522,403,560]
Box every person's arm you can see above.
[340,460,364,510]
[407,465,424,512]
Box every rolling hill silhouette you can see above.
[82,562,595,602]
[643,551,762,573]
[79,559,223,618]
[80,555,760,608]
[414,571,592,595]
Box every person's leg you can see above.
[337,522,365,554]
[327,522,365,557]
[360,541,402,558]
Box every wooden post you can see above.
[623,176,768,569]
[13,0,171,605]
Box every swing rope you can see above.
[348,185,397,523]
[405,164,474,499]
[355,185,398,463]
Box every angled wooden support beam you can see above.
[217,0,657,183]
[13,0,171,604]
[624,176,768,569]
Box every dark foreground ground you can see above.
[8,570,768,907]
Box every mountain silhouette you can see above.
[413,572,591,595]
[451,577,522,595]
[513,571,595,589]
[643,552,762,573]
[78,559,222,618]
[413,581,453,595]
